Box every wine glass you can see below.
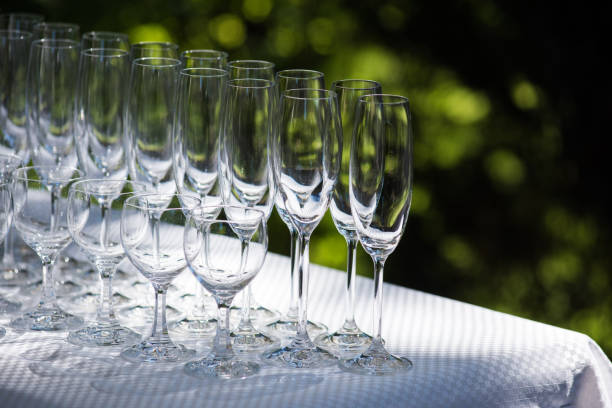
[9,166,85,331]
[119,193,200,363]
[263,88,342,368]
[316,79,382,356]
[181,49,228,68]
[184,205,267,379]
[0,13,44,31]
[125,57,180,196]
[81,31,129,51]
[66,179,151,347]
[265,69,327,339]
[221,78,278,351]
[340,94,414,375]
[130,41,179,59]
[75,48,129,180]
[0,30,39,287]
[33,22,80,40]
[227,60,274,80]
[172,67,227,335]
[0,180,19,319]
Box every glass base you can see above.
[339,340,412,375]
[67,322,141,347]
[120,338,195,363]
[117,304,184,326]
[172,316,217,336]
[184,353,260,379]
[0,262,40,286]
[231,322,278,352]
[261,338,337,368]
[264,316,327,338]
[230,304,278,324]
[9,304,84,331]
[0,295,22,313]
[315,325,372,356]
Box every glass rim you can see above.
[132,57,181,68]
[33,22,79,31]
[81,47,128,58]
[71,178,148,194]
[181,49,228,59]
[191,205,266,222]
[227,59,275,70]
[82,30,129,40]
[31,38,80,49]
[12,166,83,181]
[276,69,324,79]
[180,67,228,78]
[332,79,381,91]
[131,41,179,49]
[0,12,44,20]
[227,78,274,89]
[124,193,200,210]
[282,88,337,101]
[359,93,410,105]
[0,29,33,40]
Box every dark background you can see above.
[3,0,610,355]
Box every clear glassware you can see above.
[33,22,80,40]
[66,179,152,347]
[265,69,327,339]
[81,31,129,51]
[316,79,382,356]
[125,57,180,196]
[221,78,278,351]
[0,13,44,31]
[340,94,414,375]
[0,180,20,317]
[0,30,39,287]
[227,59,274,80]
[172,67,227,335]
[130,41,179,59]
[262,88,342,368]
[75,48,129,180]
[9,166,85,331]
[184,205,268,379]
[180,49,228,68]
[119,193,200,363]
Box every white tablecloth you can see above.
[1,249,611,408]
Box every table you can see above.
[1,249,611,408]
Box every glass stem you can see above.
[97,266,117,325]
[0,227,16,266]
[295,233,311,342]
[213,300,233,359]
[40,256,58,308]
[342,237,358,331]
[372,257,386,343]
[287,227,299,319]
[238,239,251,328]
[150,286,170,344]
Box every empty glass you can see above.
[119,193,200,363]
[81,31,129,51]
[172,67,227,335]
[184,206,267,379]
[33,22,80,40]
[130,41,179,59]
[227,60,274,80]
[0,30,38,286]
[181,49,228,68]
[316,79,382,356]
[75,48,129,180]
[9,166,84,331]
[340,94,414,375]
[125,57,181,196]
[66,179,151,347]
[263,89,342,368]
[0,13,44,32]
[222,78,277,351]
[0,180,18,318]
[265,69,327,339]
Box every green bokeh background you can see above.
[4,0,609,356]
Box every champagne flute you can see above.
[265,69,327,338]
[181,49,228,68]
[33,22,80,40]
[130,41,179,59]
[81,31,129,51]
[0,180,19,318]
[340,94,414,375]
[172,67,227,335]
[316,79,382,356]
[262,88,342,368]
[0,30,38,286]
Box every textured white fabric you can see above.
[1,228,611,408]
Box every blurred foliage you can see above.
[4,0,610,356]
